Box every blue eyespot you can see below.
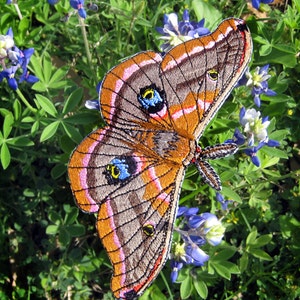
[104,156,137,185]
[138,84,165,114]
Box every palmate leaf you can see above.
[1,143,11,169]
[193,280,208,299]
[40,121,60,142]
[62,88,83,114]
[36,94,58,117]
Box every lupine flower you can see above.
[170,206,225,282]
[251,0,274,10]
[243,142,265,167]
[246,65,276,107]
[85,81,101,110]
[156,9,210,52]
[240,107,270,146]
[0,31,14,59]
[0,28,38,90]
[201,213,225,246]
[216,192,232,210]
[225,128,246,146]
[48,0,87,18]
[0,66,18,90]
[85,100,100,110]
[70,0,87,19]
[227,107,280,167]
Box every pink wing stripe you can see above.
[148,167,170,203]
[171,99,211,120]
[163,27,235,71]
[105,199,126,285]
[79,129,108,213]
[108,54,162,120]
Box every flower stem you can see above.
[78,15,97,81]
[16,89,37,113]
[14,3,23,20]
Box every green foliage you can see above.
[0,0,300,299]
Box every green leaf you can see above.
[1,143,11,169]
[239,253,249,273]
[213,248,236,261]
[182,178,198,191]
[251,234,273,247]
[48,211,62,224]
[63,88,84,114]
[42,53,53,84]
[64,207,79,225]
[36,94,58,117]
[13,100,21,120]
[66,112,101,125]
[249,248,273,261]
[192,0,222,27]
[66,224,85,237]
[280,216,299,239]
[40,121,60,142]
[180,276,193,299]
[246,228,258,245]
[18,17,30,34]
[51,163,67,179]
[212,263,231,279]
[3,113,14,138]
[29,55,44,82]
[48,67,68,86]
[61,122,83,144]
[46,224,59,235]
[59,226,71,245]
[261,147,288,160]
[194,280,208,299]
[256,48,297,68]
[261,156,280,168]
[221,186,242,203]
[7,137,34,147]
[259,44,272,56]
[48,80,69,90]
[31,81,47,92]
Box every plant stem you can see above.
[16,89,37,113]
[14,3,23,20]
[78,15,97,81]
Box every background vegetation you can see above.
[0,0,299,299]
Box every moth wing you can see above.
[68,127,157,213]
[97,163,184,299]
[159,18,252,139]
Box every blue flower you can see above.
[156,9,210,51]
[185,244,209,266]
[246,65,276,107]
[0,66,19,90]
[0,28,38,90]
[19,71,39,84]
[85,82,101,110]
[70,0,87,19]
[170,260,183,283]
[243,142,265,167]
[216,193,232,210]
[225,128,246,146]
[251,0,274,10]
[170,206,225,282]
[228,107,280,167]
